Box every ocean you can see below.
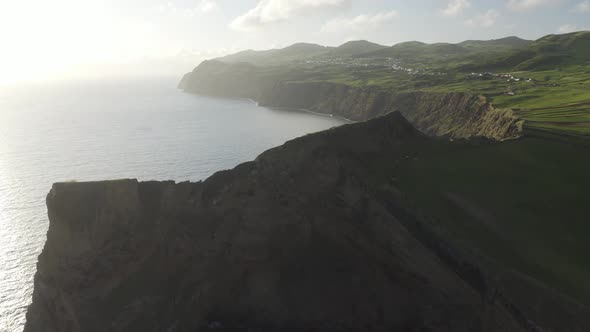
[0,77,346,331]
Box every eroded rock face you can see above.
[180,62,523,141]
[24,112,533,332]
[257,82,523,141]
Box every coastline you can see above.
[239,96,356,123]
[184,91,356,123]
[265,105,356,123]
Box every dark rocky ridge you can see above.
[25,112,589,331]
[180,61,523,141]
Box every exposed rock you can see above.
[180,62,523,141]
[26,113,545,332]
[258,82,523,141]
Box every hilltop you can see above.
[458,36,532,52]
[212,31,588,71]
[213,35,534,66]
[328,40,388,56]
[216,42,332,65]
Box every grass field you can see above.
[395,132,590,305]
[296,64,590,135]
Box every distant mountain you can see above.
[362,41,469,62]
[458,36,532,52]
[373,36,530,62]
[216,42,331,65]
[530,31,590,58]
[533,31,590,50]
[213,32,590,70]
[215,49,273,64]
[279,42,331,57]
[462,31,590,71]
[327,40,388,57]
[516,31,590,69]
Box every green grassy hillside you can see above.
[327,40,387,57]
[197,31,590,135]
[216,42,332,65]
[395,131,590,305]
[463,31,590,71]
[459,36,532,52]
[362,41,470,64]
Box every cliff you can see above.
[180,63,523,141]
[258,82,523,141]
[25,112,589,332]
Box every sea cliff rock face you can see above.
[258,82,523,141]
[26,113,533,332]
[390,92,523,140]
[180,62,523,141]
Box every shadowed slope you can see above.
[25,112,541,332]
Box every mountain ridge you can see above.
[212,34,542,65]
[209,32,589,72]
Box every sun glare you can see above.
[0,0,159,84]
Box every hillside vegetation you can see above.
[202,31,590,135]
[178,34,590,306]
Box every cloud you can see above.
[230,0,349,31]
[506,0,561,11]
[574,1,590,12]
[464,9,500,27]
[321,10,399,33]
[152,1,218,17]
[441,0,471,17]
[198,0,218,13]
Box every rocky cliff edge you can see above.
[25,112,547,332]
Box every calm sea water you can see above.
[0,77,346,331]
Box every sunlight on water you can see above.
[0,77,346,331]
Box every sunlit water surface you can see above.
[0,77,346,331]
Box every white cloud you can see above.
[441,0,471,17]
[574,1,590,12]
[152,1,218,17]
[464,9,500,27]
[506,0,561,11]
[230,0,349,31]
[198,0,218,13]
[321,10,399,33]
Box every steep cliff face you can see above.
[26,113,542,332]
[389,92,523,140]
[257,82,385,120]
[181,63,523,141]
[258,82,523,141]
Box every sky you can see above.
[0,0,588,84]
